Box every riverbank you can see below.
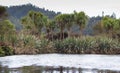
[0,36,120,56]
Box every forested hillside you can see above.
[6,3,61,19]
[5,3,61,30]
[3,4,117,33]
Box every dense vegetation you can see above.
[6,3,61,19]
[0,5,120,56]
[6,3,61,31]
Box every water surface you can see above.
[0,54,120,73]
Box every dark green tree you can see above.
[74,11,88,36]
[0,20,15,42]
[64,14,74,37]
[45,20,57,40]
[55,14,66,40]
[21,10,48,36]
[0,6,7,19]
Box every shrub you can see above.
[35,39,55,53]
[14,34,38,54]
[14,34,55,54]
[0,42,14,56]
[53,36,120,54]
[94,37,120,54]
[0,47,5,56]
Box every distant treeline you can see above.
[5,4,117,35]
[6,3,61,19]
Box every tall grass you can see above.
[13,34,55,54]
[0,42,14,56]
[54,36,120,54]
[0,32,120,55]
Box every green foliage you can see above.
[13,34,55,54]
[54,36,120,54]
[0,47,5,56]
[93,16,120,35]
[21,10,48,35]
[46,20,56,31]
[14,34,38,54]
[7,4,60,19]
[55,13,75,39]
[102,16,114,31]
[0,6,6,16]
[55,14,67,30]
[93,21,104,34]
[1,46,13,56]
[35,39,55,53]
[0,20,15,35]
[102,16,120,32]
[0,42,14,56]
[74,11,88,30]
[54,37,95,54]
[0,8,120,55]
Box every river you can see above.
[0,54,120,73]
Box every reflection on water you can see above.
[0,66,120,73]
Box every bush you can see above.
[0,47,5,56]
[0,42,14,56]
[35,39,55,53]
[14,34,55,54]
[14,34,38,54]
[54,37,96,54]
[94,37,120,54]
[53,36,120,54]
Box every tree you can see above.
[0,6,15,36]
[46,20,57,40]
[0,6,6,16]
[102,16,119,34]
[93,16,120,36]
[55,14,74,39]
[93,21,104,35]
[21,10,48,36]
[0,20,16,42]
[64,14,74,37]
[55,14,66,40]
[0,20,15,35]
[74,11,88,36]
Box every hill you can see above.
[5,4,108,34]
[6,3,61,19]
[5,3,61,30]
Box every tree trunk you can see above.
[60,30,63,40]
[68,28,71,38]
[79,28,82,37]
[51,28,54,41]
[60,27,64,40]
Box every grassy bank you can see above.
[0,35,120,56]
[54,36,120,54]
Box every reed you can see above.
[54,36,120,54]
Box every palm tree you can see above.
[102,16,116,34]
[21,10,48,36]
[74,11,88,36]
[93,16,120,36]
[65,14,74,37]
[55,14,66,40]
[46,20,57,41]
[55,13,75,39]
[102,16,120,35]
